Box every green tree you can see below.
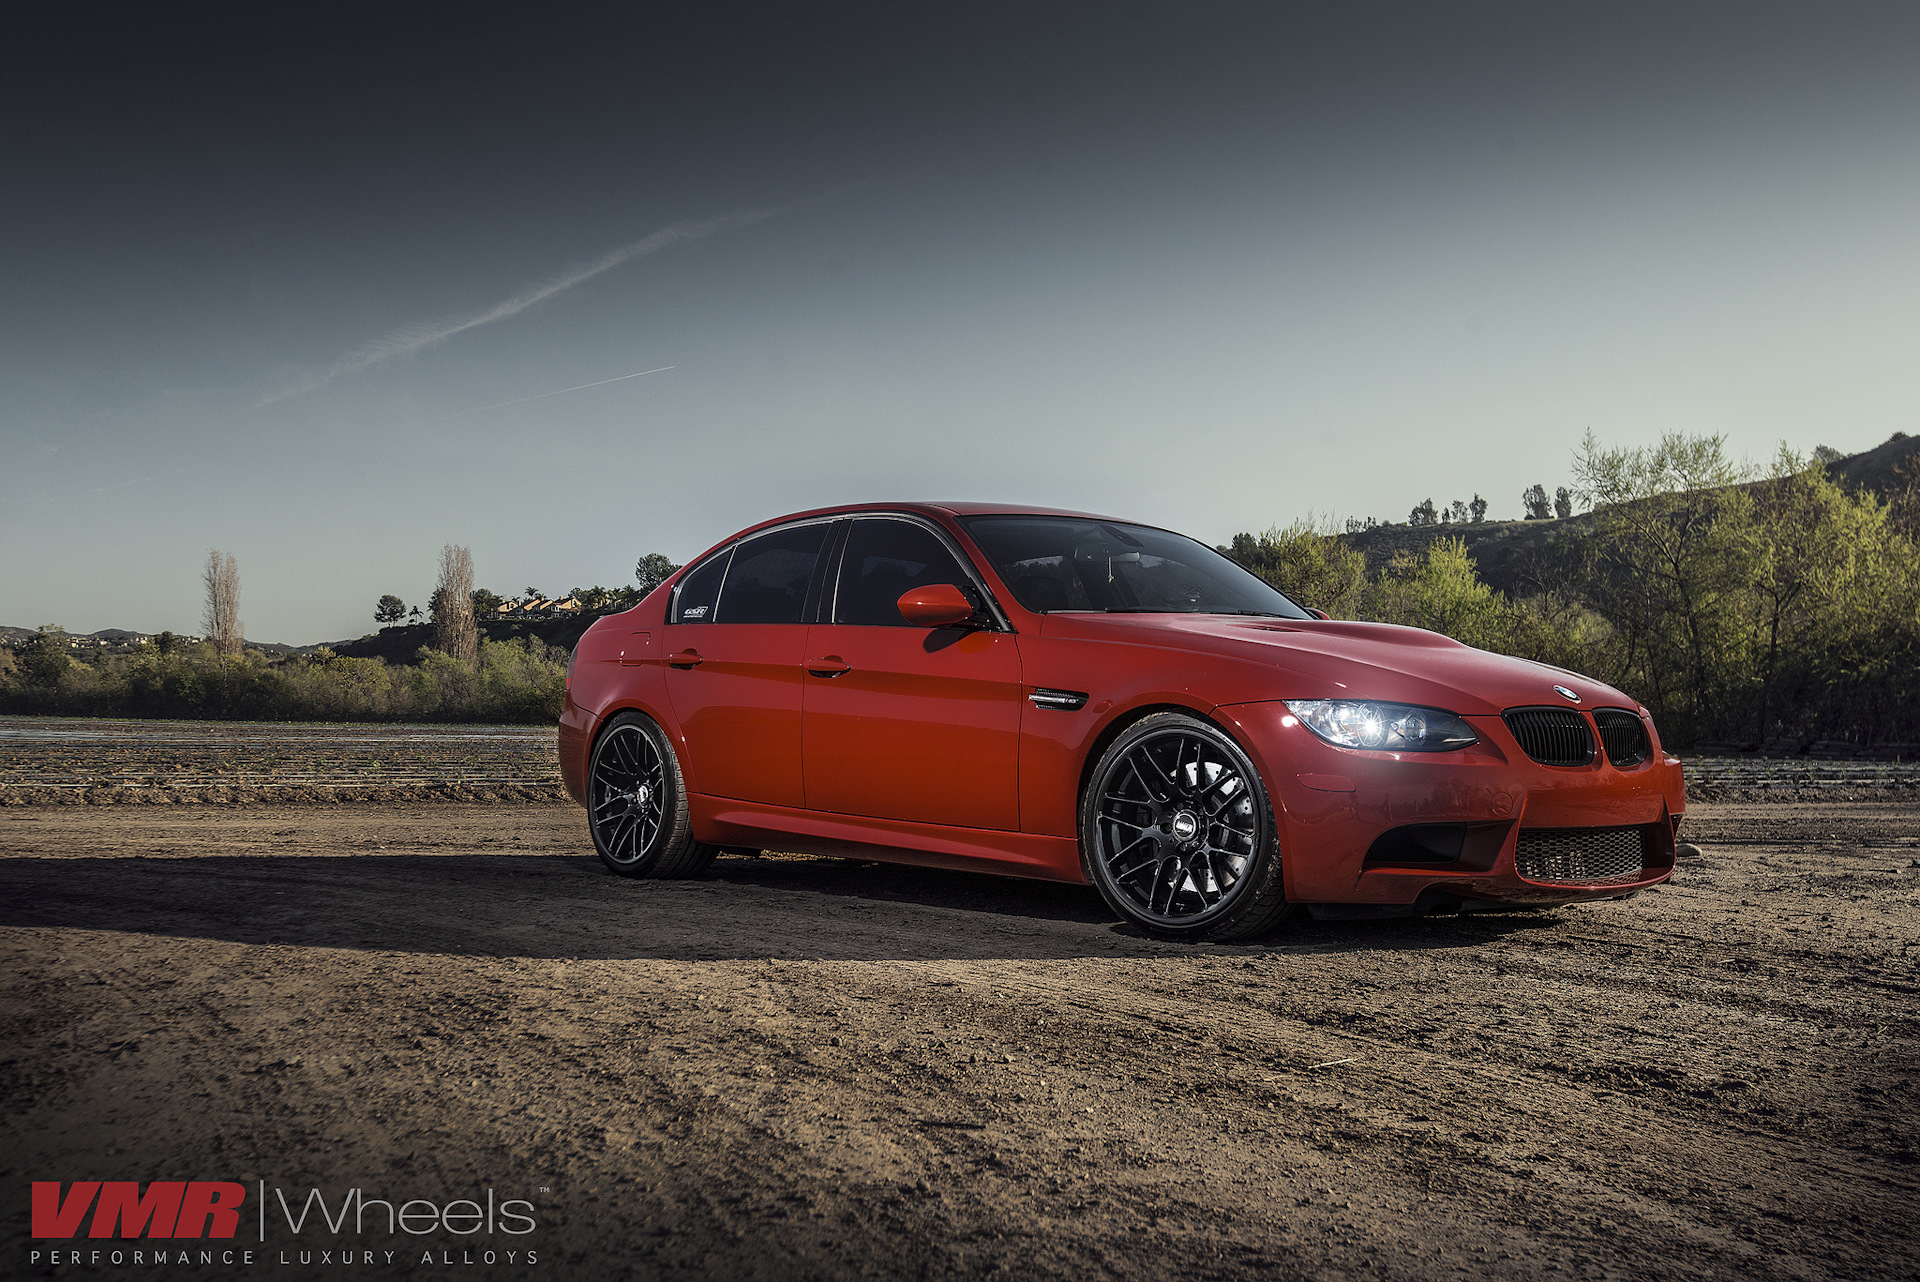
[1571,430,1754,741]
[19,626,72,686]
[634,553,681,594]
[1363,539,1514,651]
[1522,484,1551,520]
[1227,522,1367,618]
[375,594,407,625]
[1408,498,1438,527]
[1742,446,1907,743]
[470,587,503,619]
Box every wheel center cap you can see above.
[1170,811,1200,843]
[633,784,651,806]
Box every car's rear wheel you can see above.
[588,712,717,878]
[1080,711,1292,941]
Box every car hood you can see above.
[1053,614,1636,717]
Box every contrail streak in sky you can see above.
[436,366,676,420]
[255,205,778,407]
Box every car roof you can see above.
[754,500,1132,526]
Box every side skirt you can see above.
[688,795,1087,885]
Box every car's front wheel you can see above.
[588,712,717,878]
[1080,711,1292,941]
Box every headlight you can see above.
[1284,700,1478,752]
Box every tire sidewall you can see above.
[1079,711,1284,938]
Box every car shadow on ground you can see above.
[1,850,1581,963]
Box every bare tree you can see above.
[434,544,478,665]
[202,549,243,658]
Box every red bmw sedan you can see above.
[559,503,1686,941]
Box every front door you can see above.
[802,517,1023,831]
[661,521,832,808]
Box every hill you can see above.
[1336,432,1918,598]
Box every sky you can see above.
[4,1,1918,644]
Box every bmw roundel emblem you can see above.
[1553,685,1581,703]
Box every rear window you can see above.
[715,523,831,624]
[671,551,729,623]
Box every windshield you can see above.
[961,516,1311,618]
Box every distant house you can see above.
[549,598,583,616]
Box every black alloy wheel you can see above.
[588,712,716,878]
[1080,711,1291,941]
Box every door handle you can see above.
[667,650,705,668]
[805,656,852,677]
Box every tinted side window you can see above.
[715,523,830,624]
[835,520,974,626]
[671,550,730,623]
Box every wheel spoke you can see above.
[593,726,669,865]
[1167,738,1192,798]
[1104,832,1158,876]
[1195,770,1241,813]
[1127,748,1169,803]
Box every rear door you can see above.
[802,516,1023,830]
[661,520,834,808]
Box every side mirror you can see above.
[896,584,978,628]
[1306,607,1331,621]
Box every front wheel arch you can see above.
[1073,699,1219,815]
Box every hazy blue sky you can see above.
[5,2,1918,642]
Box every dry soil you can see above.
[3,802,1917,1281]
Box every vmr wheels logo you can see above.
[33,1181,246,1239]
[28,1181,542,1270]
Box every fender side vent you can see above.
[1028,688,1088,711]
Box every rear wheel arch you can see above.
[589,697,696,792]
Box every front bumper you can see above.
[1215,702,1686,907]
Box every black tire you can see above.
[1079,711,1292,942]
[587,712,717,878]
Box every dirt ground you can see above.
[3,801,1917,1281]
